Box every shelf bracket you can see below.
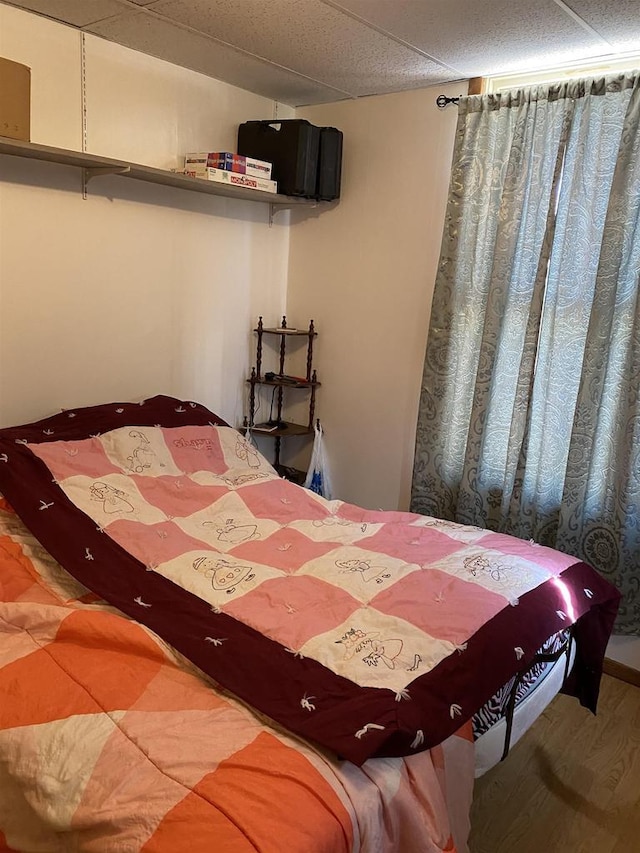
[269,200,318,226]
[269,202,292,226]
[82,165,131,199]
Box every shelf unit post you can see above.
[306,319,315,381]
[248,367,257,427]
[275,316,288,429]
[309,369,318,428]
[278,315,287,374]
[276,383,285,429]
[255,316,264,379]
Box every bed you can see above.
[0,395,620,852]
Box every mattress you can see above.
[472,630,574,777]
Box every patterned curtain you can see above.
[411,73,640,634]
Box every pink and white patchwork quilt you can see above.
[0,498,474,853]
[0,396,620,765]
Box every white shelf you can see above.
[0,136,322,208]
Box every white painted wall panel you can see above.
[287,84,460,510]
[0,4,82,148]
[83,32,283,169]
[0,5,289,431]
[606,634,640,672]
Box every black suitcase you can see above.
[316,126,343,201]
[237,119,320,197]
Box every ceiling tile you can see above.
[563,0,640,51]
[3,0,127,27]
[332,0,612,76]
[86,10,351,105]
[145,0,455,95]
[6,0,639,107]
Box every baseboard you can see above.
[603,657,640,688]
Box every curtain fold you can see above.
[556,81,640,632]
[411,73,640,634]
[507,78,636,542]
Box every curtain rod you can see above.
[437,77,484,108]
[436,95,460,108]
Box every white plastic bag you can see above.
[304,421,332,499]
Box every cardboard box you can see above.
[184,165,277,194]
[185,151,272,179]
[225,170,276,193]
[186,152,245,173]
[0,57,30,141]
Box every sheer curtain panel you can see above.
[411,74,640,633]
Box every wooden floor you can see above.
[469,674,640,853]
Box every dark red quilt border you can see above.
[0,396,621,764]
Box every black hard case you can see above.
[316,126,343,201]
[237,119,320,197]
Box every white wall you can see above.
[607,635,640,671]
[0,5,293,429]
[288,85,461,510]
[0,5,462,511]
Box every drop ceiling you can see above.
[4,0,640,106]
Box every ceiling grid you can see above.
[2,0,639,105]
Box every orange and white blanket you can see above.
[0,498,474,853]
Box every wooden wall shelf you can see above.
[0,136,324,208]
